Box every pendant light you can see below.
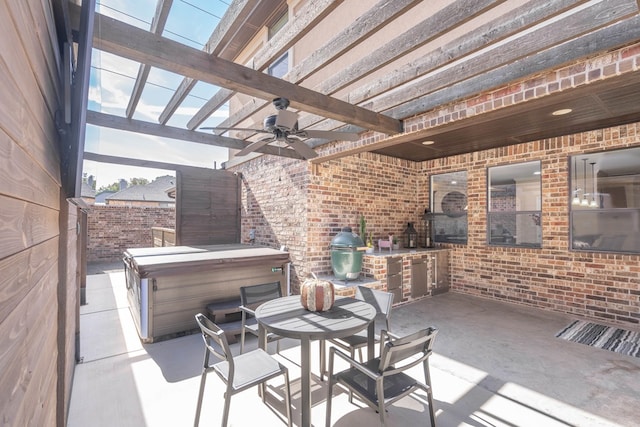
[589,162,598,208]
[580,159,589,206]
[571,157,581,205]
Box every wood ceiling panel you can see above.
[373,71,640,161]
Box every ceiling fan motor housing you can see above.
[264,109,299,132]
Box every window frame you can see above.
[486,160,542,248]
[569,146,640,254]
[268,52,289,78]
[430,170,468,245]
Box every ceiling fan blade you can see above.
[297,129,360,141]
[200,126,270,133]
[236,137,275,156]
[286,138,318,159]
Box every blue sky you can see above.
[83,0,231,189]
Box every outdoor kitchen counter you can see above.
[362,248,450,303]
[362,247,442,257]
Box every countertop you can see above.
[362,247,447,257]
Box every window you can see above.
[570,147,640,253]
[268,10,288,39]
[431,171,467,244]
[267,11,289,78]
[488,161,541,247]
[268,52,288,78]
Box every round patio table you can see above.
[255,295,376,427]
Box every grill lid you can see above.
[330,227,364,248]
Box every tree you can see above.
[129,177,149,186]
[97,177,150,193]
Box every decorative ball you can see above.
[300,278,335,312]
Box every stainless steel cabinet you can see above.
[411,256,429,298]
[431,250,449,295]
[387,257,403,302]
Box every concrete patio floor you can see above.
[67,263,640,426]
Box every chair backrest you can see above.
[240,282,283,307]
[378,327,438,373]
[355,286,394,329]
[195,313,232,364]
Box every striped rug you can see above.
[556,320,640,358]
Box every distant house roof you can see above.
[81,182,96,199]
[106,175,176,203]
[95,191,115,204]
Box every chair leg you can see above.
[325,350,335,427]
[221,384,233,427]
[376,379,386,426]
[319,339,326,381]
[427,386,436,427]
[283,370,293,427]
[240,324,246,354]
[423,361,436,427]
[347,347,357,403]
[193,371,208,427]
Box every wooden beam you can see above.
[310,0,505,102]
[213,0,421,133]
[386,9,640,120]
[302,0,603,134]
[377,0,638,119]
[254,0,344,73]
[311,14,640,164]
[158,0,260,124]
[83,151,220,172]
[204,0,261,59]
[186,89,235,130]
[126,0,173,118]
[85,110,303,159]
[90,10,402,134]
[186,0,345,130]
[347,0,587,111]
[295,0,507,131]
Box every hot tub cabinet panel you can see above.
[123,244,290,343]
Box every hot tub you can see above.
[123,244,290,343]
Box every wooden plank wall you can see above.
[176,168,241,245]
[0,1,75,426]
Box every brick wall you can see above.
[235,123,640,325]
[237,155,311,288]
[229,41,640,326]
[422,127,640,326]
[308,154,420,277]
[87,205,175,262]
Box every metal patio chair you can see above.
[239,282,284,354]
[193,313,292,427]
[320,286,394,380]
[325,327,438,427]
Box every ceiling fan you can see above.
[200,97,360,159]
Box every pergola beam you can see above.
[157,0,260,125]
[90,10,402,135]
[125,0,173,119]
[212,0,421,134]
[186,0,345,130]
[85,110,303,159]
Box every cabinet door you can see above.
[387,258,403,302]
[411,257,428,298]
[431,251,449,295]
